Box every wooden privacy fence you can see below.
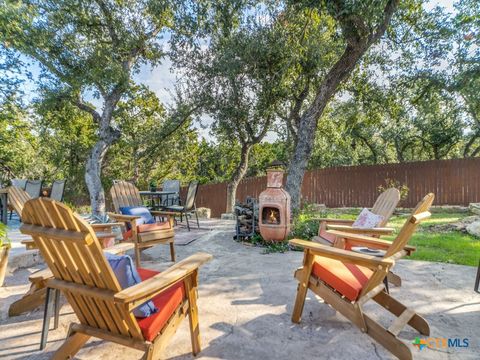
[189,158,480,218]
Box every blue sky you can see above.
[16,0,457,141]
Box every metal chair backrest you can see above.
[162,180,180,206]
[20,198,144,340]
[371,188,401,227]
[183,181,199,211]
[11,179,27,190]
[50,180,66,201]
[110,181,143,213]
[25,180,43,198]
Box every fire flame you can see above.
[269,209,278,223]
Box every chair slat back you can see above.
[8,186,31,217]
[358,193,434,299]
[385,193,434,257]
[50,180,66,201]
[25,180,43,198]
[184,181,199,211]
[21,198,144,340]
[371,188,400,226]
[110,181,143,213]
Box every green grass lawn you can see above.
[291,210,480,266]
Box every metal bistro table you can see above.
[139,190,177,210]
[0,188,8,225]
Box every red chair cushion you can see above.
[136,268,186,341]
[123,221,171,241]
[318,227,335,245]
[312,256,373,302]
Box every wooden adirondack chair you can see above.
[313,188,400,246]
[7,185,31,221]
[20,198,212,360]
[109,181,176,266]
[290,193,434,360]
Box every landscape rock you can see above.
[196,207,211,219]
[469,203,480,215]
[466,221,480,238]
[221,212,236,220]
[310,203,327,212]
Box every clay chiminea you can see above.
[258,162,291,242]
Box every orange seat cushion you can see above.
[123,221,172,241]
[136,268,186,341]
[312,256,373,301]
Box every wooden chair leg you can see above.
[134,243,141,268]
[292,251,314,323]
[9,284,47,317]
[52,328,90,360]
[387,271,402,287]
[185,273,201,355]
[169,241,176,262]
[374,291,430,336]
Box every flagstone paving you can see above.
[0,220,478,359]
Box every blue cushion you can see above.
[105,252,157,318]
[119,206,155,230]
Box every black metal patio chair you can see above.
[162,181,199,231]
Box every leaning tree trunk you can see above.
[285,0,399,212]
[226,143,252,214]
[286,45,366,211]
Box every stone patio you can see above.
[0,219,478,359]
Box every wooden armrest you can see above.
[115,252,213,306]
[327,224,395,235]
[103,242,135,254]
[107,212,140,222]
[29,268,53,283]
[313,218,355,224]
[411,211,431,224]
[91,222,123,229]
[326,230,415,253]
[289,239,393,269]
[326,230,393,249]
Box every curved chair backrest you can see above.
[50,180,66,201]
[11,179,27,190]
[371,188,401,226]
[20,198,144,340]
[8,186,31,218]
[25,180,43,198]
[110,181,143,213]
[184,181,199,211]
[385,193,434,257]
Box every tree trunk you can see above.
[85,121,121,215]
[226,143,252,213]
[286,44,365,211]
[85,139,109,216]
[285,0,399,212]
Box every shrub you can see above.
[378,178,409,202]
